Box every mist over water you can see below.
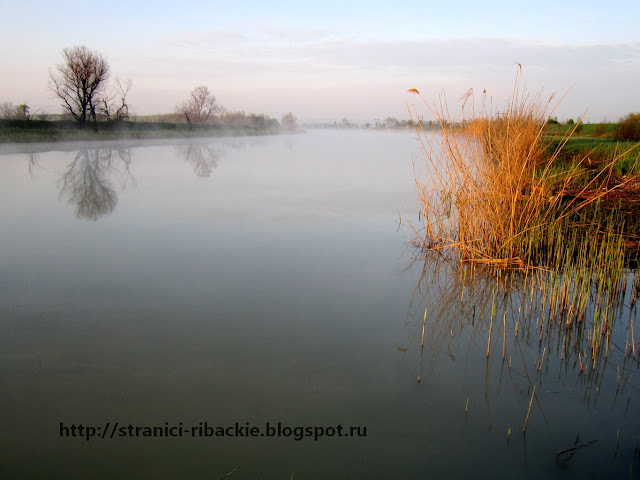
[0,130,638,479]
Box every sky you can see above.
[1,0,639,123]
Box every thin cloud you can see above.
[168,29,249,49]
[156,33,640,75]
[253,25,341,43]
[294,38,640,71]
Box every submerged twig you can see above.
[556,439,598,456]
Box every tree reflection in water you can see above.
[175,143,223,178]
[174,138,266,178]
[58,147,135,220]
[26,152,41,177]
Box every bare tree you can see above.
[100,78,132,121]
[0,102,15,118]
[177,86,222,124]
[49,46,109,128]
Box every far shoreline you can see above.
[0,119,299,146]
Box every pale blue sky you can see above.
[1,1,638,122]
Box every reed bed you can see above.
[407,69,640,373]
[409,75,636,267]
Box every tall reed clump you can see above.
[407,69,640,349]
[408,70,635,269]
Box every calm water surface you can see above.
[0,130,638,479]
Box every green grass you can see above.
[543,121,640,178]
[545,122,617,137]
[545,137,640,175]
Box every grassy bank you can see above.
[0,119,282,143]
[541,124,640,240]
[544,122,640,176]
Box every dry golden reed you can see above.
[407,67,635,270]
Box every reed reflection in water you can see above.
[404,248,640,470]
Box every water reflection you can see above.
[19,139,268,221]
[407,249,640,409]
[404,249,640,474]
[26,151,40,177]
[174,137,269,177]
[58,148,135,220]
[2,130,637,478]
[175,143,223,178]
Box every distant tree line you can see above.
[0,102,31,119]
[11,45,299,133]
[0,46,519,132]
[304,116,420,129]
[174,85,296,130]
[616,113,640,141]
[220,110,280,128]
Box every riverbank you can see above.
[544,122,640,174]
[0,119,284,143]
[540,123,640,238]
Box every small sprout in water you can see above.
[507,427,511,439]
[417,376,421,383]
[465,397,469,413]
[218,467,238,479]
